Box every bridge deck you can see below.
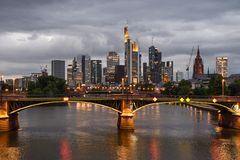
[2,97,238,115]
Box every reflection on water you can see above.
[0,103,240,159]
[117,130,137,160]
[0,132,20,160]
[60,138,72,160]
[150,138,159,160]
[211,128,240,160]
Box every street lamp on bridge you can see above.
[12,77,16,95]
[222,79,225,96]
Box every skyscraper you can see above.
[193,47,204,79]
[143,62,151,84]
[149,45,162,84]
[102,67,108,84]
[132,41,140,84]
[106,51,119,84]
[176,71,184,82]
[67,64,73,88]
[143,62,148,84]
[162,61,173,82]
[114,65,125,84]
[216,56,228,78]
[67,55,91,88]
[91,60,102,84]
[76,55,91,84]
[138,52,142,83]
[124,25,141,84]
[67,58,81,88]
[51,60,65,80]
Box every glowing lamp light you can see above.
[186,97,191,103]
[232,103,240,112]
[153,97,157,102]
[63,97,69,102]
[180,98,184,103]
[212,98,217,103]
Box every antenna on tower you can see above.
[136,38,140,50]
[152,36,154,46]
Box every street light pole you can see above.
[126,75,128,101]
[222,79,225,96]
[121,78,124,95]
[12,78,15,95]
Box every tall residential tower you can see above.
[216,56,228,78]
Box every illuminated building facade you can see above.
[67,64,74,88]
[162,61,173,82]
[193,47,204,79]
[72,57,82,86]
[91,60,102,84]
[216,56,228,78]
[106,51,120,84]
[77,55,91,84]
[124,25,141,84]
[67,55,91,88]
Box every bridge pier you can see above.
[218,112,240,129]
[0,101,19,132]
[118,100,134,130]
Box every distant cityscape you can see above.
[0,25,237,93]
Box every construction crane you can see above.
[186,46,194,79]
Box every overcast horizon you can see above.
[0,0,239,79]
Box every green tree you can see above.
[28,76,67,97]
[228,79,240,96]
[193,87,207,96]
[208,75,223,95]
[162,81,177,95]
[177,80,192,95]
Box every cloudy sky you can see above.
[0,0,239,79]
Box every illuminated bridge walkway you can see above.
[0,96,240,132]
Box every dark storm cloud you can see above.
[0,0,240,77]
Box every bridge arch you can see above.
[133,101,180,113]
[9,100,122,115]
[132,100,235,113]
[187,101,235,113]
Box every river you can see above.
[0,103,240,160]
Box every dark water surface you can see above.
[0,103,240,160]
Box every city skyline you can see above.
[0,0,239,78]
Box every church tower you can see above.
[193,46,204,79]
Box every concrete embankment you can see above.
[186,103,218,112]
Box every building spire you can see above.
[193,45,204,79]
[124,22,129,43]
[197,45,200,56]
